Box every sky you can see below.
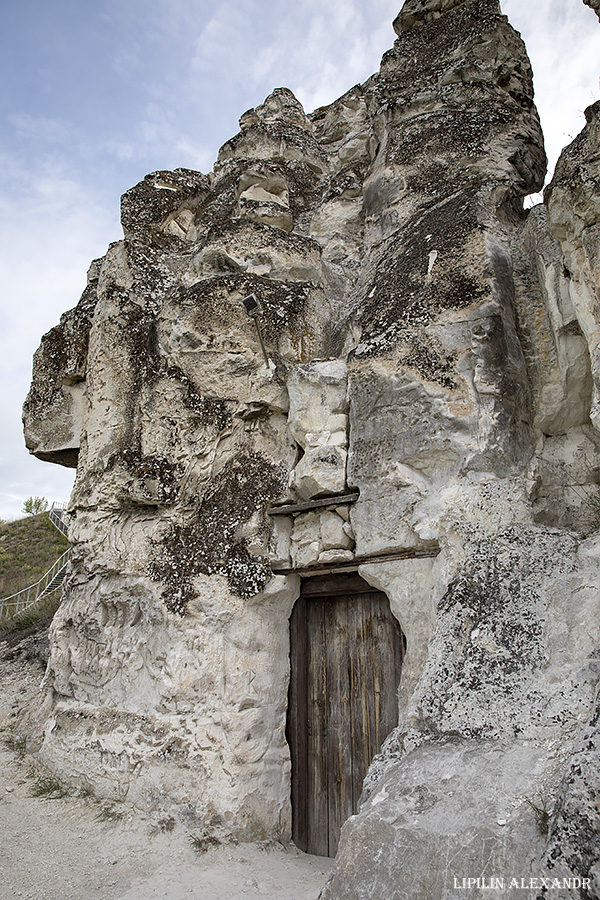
[0,0,598,522]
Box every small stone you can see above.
[317,549,354,564]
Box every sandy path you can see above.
[0,631,333,900]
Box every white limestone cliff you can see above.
[22,0,600,893]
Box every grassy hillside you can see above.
[0,513,69,599]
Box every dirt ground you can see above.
[0,628,334,900]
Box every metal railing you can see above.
[0,502,71,622]
[49,501,69,536]
[0,548,72,621]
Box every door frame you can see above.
[287,572,404,856]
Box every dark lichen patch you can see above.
[169,273,318,351]
[217,121,328,173]
[404,162,464,197]
[392,0,499,35]
[540,695,600,895]
[106,449,184,507]
[194,159,327,236]
[323,162,370,203]
[117,295,156,350]
[124,240,187,306]
[148,453,287,613]
[163,365,231,431]
[121,168,209,236]
[397,334,457,389]
[388,104,513,167]
[376,2,540,189]
[417,528,579,740]
[353,188,488,363]
[380,1,530,106]
[65,278,101,325]
[546,100,600,204]
[23,279,98,433]
[437,564,544,677]
[191,169,240,233]
[203,218,322,258]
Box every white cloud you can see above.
[7,112,75,144]
[502,0,600,178]
[0,156,119,521]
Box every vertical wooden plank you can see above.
[348,595,366,813]
[306,597,329,857]
[370,593,384,754]
[288,596,308,852]
[325,596,352,857]
[347,591,403,816]
[361,596,377,775]
[371,593,403,750]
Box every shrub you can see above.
[22,497,48,516]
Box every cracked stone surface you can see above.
[22,0,600,894]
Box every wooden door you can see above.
[287,573,404,857]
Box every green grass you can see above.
[95,805,125,824]
[0,513,69,599]
[525,796,552,836]
[3,733,27,757]
[29,769,69,799]
[188,834,221,853]
[0,594,61,640]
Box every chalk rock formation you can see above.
[23,0,600,891]
[536,84,600,900]
[546,101,600,432]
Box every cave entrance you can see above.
[287,572,404,857]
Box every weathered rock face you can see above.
[23,0,600,891]
[322,531,600,897]
[546,101,600,432]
